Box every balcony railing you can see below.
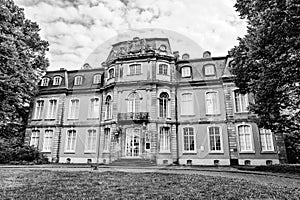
[117,112,149,122]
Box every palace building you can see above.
[25,37,286,166]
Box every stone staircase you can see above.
[109,158,157,167]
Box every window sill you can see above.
[180,114,195,117]
[67,119,79,121]
[239,151,255,154]
[159,151,171,154]
[261,150,276,154]
[127,73,142,76]
[41,151,51,153]
[84,151,96,154]
[31,119,42,121]
[181,76,191,78]
[209,151,224,154]
[87,117,99,120]
[205,113,221,116]
[183,152,197,155]
[235,112,250,114]
[45,119,55,121]
[64,151,75,154]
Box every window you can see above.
[34,100,44,119]
[260,129,274,151]
[89,98,100,118]
[183,127,195,152]
[41,77,49,86]
[68,99,79,119]
[53,76,62,86]
[206,91,219,114]
[93,74,101,84]
[103,128,110,151]
[128,64,141,75]
[85,129,97,152]
[159,92,169,118]
[47,99,57,119]
[158,64,168,75]
[74,76,83,86]
[181,66,191,77]
[30,130,40,147]
[127,93,140,113]
[238,125,253,152]
[234,90,249,112]
[108,68,114,79]
[181,93,194,115]
[208,126,222,152]
[204,64,216,76]
[65,129,76,152]
[105,95,112,119]
[160,127,170,152]
[43,129,53,152]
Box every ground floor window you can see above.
[85,129,97,152]
[208,126,222,152]
[104,128,110,151]
[43,129,53,152]
[183,127,195,152]
[160,127,170,152]
[260,129,274,151]
[238,125,253,152]
[66,129,76,152]
[30,130,40,147]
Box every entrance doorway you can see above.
[125,128,140,157]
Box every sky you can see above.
[14,0,247,71]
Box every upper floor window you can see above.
[103,128,110,151]
[105,95,112,120]
[208,126,222,152]
[159,92,169,118]
[74,76,83,86]
[68,99,79,119]
[65,129,76,152]
[160,127,170,152]
[89,98,100,118]
[203,64,216,76]
[260,129,274,151]
[206,91,219,115]
[85,129,97,152]
[181,93,194,115]
[93,74,101,84]
[53,76,62,86]
[108,68,114,79]
[43,129,53,152]
[183,127,195,152]
[128,64,141,75]
[47,99,57,119]
[30,130,40,147]
[34,100,44,119]
[158,64,168,75]
[234,90,249,113]
[181,66,191,78]
[238,124,253,152]
[41,77,49,86]
[127,92,140,113]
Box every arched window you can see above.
[108,68,114,79]
[127,92,140,113]
[105,95,112,119]
[53,76,62,86]
[159,92,169,118]
[74,76,83,86]
[41,77,50,86]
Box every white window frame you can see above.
[46,98,58,119]
[65,129,77,153]
[88,97,100,119]
[127,92,141,113]
[181,66,191,78]
[85,129,97,153]
[203,64,216,76]
[181,92,194,116]
[30,129,40,148]
[34,99,44,119]
[205,91,220,115]
[233,89,249,113]
[158,92,170,118]
[128,63,142,75]
[42,129,53,152]
[41,77,49,86]
[103,128,110,152]
[207,125,223,153]
[159,127,170,153]
[105,95,113,120]
[74,76,83,86]
[157,62,169,76]
[93,74,101,84]
[259,129,274,152]
[53,76,62,86]
[237,123,254,153]
[183,127,196,153]
[68,98,80,119]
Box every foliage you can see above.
[237,164,300,174]
[0,0,49,139]
[230,0,300,162]
[0,171,299,199]
[0,139,49,164]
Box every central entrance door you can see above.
[126,128,140,157]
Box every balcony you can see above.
[117,112,149,123]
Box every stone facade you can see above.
[25,37,286,165]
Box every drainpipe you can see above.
[96,77,104,165]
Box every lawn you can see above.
[0,169,299,199]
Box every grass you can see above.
[0,170,299,199]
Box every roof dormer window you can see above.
[93,74,101,84]
[181,66,191,78]
[53,76,62,86]
[203,64,216,76]
[74,76,83,86]
[41,77,49,86]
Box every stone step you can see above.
[109,158,156,166]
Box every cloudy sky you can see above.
[15,0,247,71]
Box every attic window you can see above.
[181,66,191,78]
[74,76,83,86]
[53,76,62,86]
[41,77,49,86]
[204,64,216,76]
[93,74,101,84]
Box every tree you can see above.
[0,0,49,140]
[230,0,300,162]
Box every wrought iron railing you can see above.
[117,112,149,122]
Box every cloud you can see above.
[15,0,246,70]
